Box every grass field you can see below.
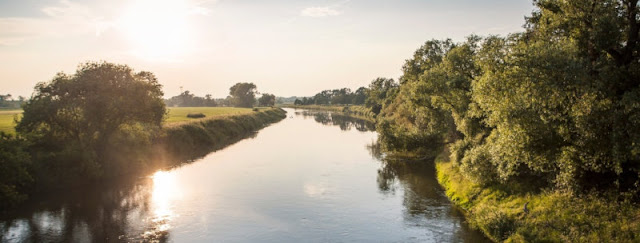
[0,109,21,134]
[0,107,267,134]
[165,107,266,124]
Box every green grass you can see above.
[161,108,287,162]
[0,110,21,134]
[164,107,267,124]
[0,107,268,134]
[435,155,640,242]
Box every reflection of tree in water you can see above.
[0,177,167,242]
[367,141,490,242]
[297,110,375,132]
[1,119,264,243]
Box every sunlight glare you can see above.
[147,170,181,238]
[119,0,193,61]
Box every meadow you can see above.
[0,109,21,134]
[0,107,266,134]
[164,107,267,124]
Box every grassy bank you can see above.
[435,156,640,242]
[165,107,264,123]
[0,107,266,134]
[158,107,287,163]
[284,105,375,121]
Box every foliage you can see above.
[16,61,166,180]
[187,113,206,118]
[229,82,257,108]
[165,90,217,107]
[377,0,640,194]
[437,159,640,242]
[294,87,369,106]
[365,77,398,116]
[161,108,286,161]
[258,93,276,107]
[0,132,33,211]
[0,94,26,109]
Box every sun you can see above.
[119,0,193,60]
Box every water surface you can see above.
[1,108,488,242]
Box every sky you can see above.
[0,0,534,98]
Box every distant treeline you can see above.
[165,91,217,107]
[293,87,369,106]
[165,83,276,108]
[0,94,26,109]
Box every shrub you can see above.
[186,113,206,118]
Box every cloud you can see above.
[300,6,341,17]
[0,0,108,45]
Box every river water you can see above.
[0,108,488,242]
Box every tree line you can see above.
[296,0,640,198]
[0,94,26,109]
[366,0,640,197]
[165,83,276,108]
[293,87,368,106]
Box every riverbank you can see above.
[283,105,375,121]
[291,108,640,242]
[435,154,640,242]
[158,107,287,163]
[0,107,287,213]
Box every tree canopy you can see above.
[375,0,640,194]
[16,62,166,178]
[229,82,257,108]
[258,93,276,107]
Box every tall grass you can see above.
[435,155,640,242]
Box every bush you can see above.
[186,113,206,118]
[0,132,33,211]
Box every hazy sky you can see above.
[0,0,534,98]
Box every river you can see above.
[0,108,488,242]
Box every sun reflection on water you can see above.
[143,170,181,241]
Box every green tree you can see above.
[352,87,368,105]
[313,90,331,105]
[0,133,33,210]
[258,93,276,107]
[16,62,166,179]
[365,78,398,115]
[229,82,257,108]
[469,0,640,191]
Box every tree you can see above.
[294,99,303,105]
[16,61,166,179]
[365,78,398,115]
[0,133,33,210]
[165,90,217,107]
[313,90,331,105]
[258,93,276,107]
[330,88,352,105]
[352,87,368,105]
[229,82,257,108]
